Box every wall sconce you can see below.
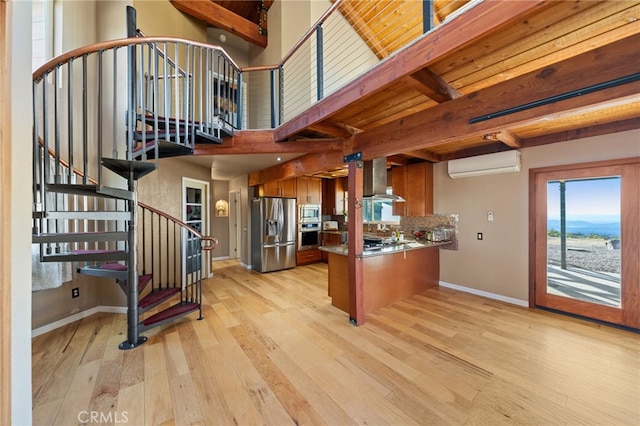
[215,199,229,217]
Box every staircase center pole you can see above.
[119,171,147,350]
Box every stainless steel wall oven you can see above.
[298,222,321,250]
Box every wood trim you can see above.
[0,1,11,423]
[529,158,640,329]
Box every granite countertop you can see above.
[319,239,453,258]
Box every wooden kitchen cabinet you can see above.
[297,176,323,204]
[259,178,297,198]
[297,249,322,265]
[321,232,342,261]
[392,162,433,216]
[323,177,346,215]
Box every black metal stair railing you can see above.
[32,36,226,348]
[135,202,217,332]
[32,36,242,203]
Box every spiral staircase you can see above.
[31,9,239,349]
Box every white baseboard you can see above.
[213,255,230,261]
[439,281,528,307]
[32,305,127,338]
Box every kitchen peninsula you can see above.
[320,239,450,315]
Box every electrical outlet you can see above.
[488,211,494,221]
[477,232,483,240]
[71,287,79,298]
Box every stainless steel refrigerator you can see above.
[251,197,296,273]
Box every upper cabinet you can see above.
[323,177,347,215]
[297,176,323,204]
[258,178,297,198]
[392,162,433,216]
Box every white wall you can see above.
[10,1,34,423]
[435,129,640,303]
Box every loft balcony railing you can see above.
[32,0,479,168]
[32,36,242,203]
[243,0,479,130]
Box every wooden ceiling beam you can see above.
[353,33,640,159]
[307,120,361,139]
[193,131,345,155]
[496,130,521,148]
[274,0,547,142]
[520,117,640,149]
[405,67,461,103]
[170,0,268,47]
[482,130,522,148]
[404,150,442,162]
[248,150,347,186]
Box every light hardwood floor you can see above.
[32,260,639,425]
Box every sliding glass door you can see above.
[531,159,639,329]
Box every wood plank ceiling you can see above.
[185,0,639,182]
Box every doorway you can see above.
[229,190,241,260]
[182,178,210,279]
[530,158,639,329]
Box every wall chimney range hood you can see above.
[363,158,405,202]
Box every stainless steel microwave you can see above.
[298,204,321,223]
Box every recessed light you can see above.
[276,157,282,161]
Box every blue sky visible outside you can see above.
[547,176,621,223]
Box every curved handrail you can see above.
[37,139,215,247]
[137,200,213,246]
[32,35,242,81]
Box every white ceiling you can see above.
[183,153,302,181]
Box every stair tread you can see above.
[98,264,152,287]
[142,302,200,326]
[72,249,122,255]
[101,158,157,180]
[45,183,134,201]
[139,287,181,309]
[131,139,193,159]
[42,250,128,262]
[100,262,127,271]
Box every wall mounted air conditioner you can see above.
[447,150,521,179]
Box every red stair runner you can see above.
[101,263,152,292]
[139,287,181,309]
[142,302,200,327]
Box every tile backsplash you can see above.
[401,214,459,250]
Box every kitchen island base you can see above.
[327,248,439,315]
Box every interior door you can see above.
[531,159,639,329]
[183,178,210,281]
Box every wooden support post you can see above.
[347,159,364,325]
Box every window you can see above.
[362,188,400,224]
[32,0,53,72]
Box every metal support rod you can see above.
[279,65,284,125]
[237,71,243,129]
[423,0,434,33]
[120,173,147,350]
[316,24,324,101]
[270,68,276,128]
